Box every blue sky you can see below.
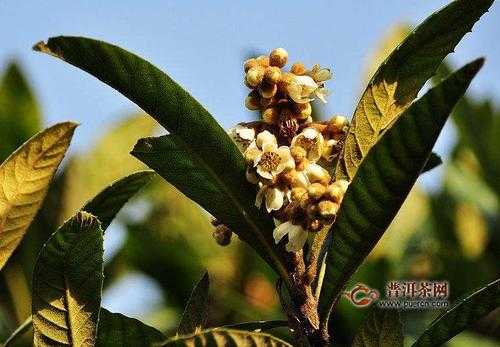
[1,0,499,318]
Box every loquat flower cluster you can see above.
[230,48,351,252]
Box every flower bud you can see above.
[256,55,270,67]
[246,66,265,87]
[307,204,318,218]
[259,83,278,99]
[262,106,280,124]
[294,102,312,120]
[318,200,339,219]
[260,96,274,108]
[291,62,306,75]
[291,187,308,202]
[280,169,297,186]
[332,179,349,194]
[329,115,349,132]
[245,91,261,110]
[264,66,282,84]
[269,48,288,68]
[291,146,307,162]
[325,183,344,202]
[308,183,326,200]
[212,224,232,246]
[244,58,259,72]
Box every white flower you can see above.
[304,162,331,183]
[229,124,255,152]
[287,75,318,104]
[291,128,324,163]
[273,221,308,252]
[306,64,332,83]
[322,138,339,161]
[315,87,330,103]
[255,184,286,212]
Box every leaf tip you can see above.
[33,39,63,59]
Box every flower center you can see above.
[259,152,281,172]
[296,136,317,151]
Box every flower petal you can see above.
[236,126,256,141]
[305,163,330,183]
[266,187,284,212]
[273,221,293,244]
[255,184,266,209]
[256,130,277,148]
[286,225,308,252]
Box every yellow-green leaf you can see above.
[0,122,77,270]
[160,328,292,346]
[32,211,104,347]
[336,0,494,181]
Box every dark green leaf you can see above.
[131,135,289,282]
[96,308,165,347]
[422,152,442,174]
[0,62,42,161]
[336,0,493,180]
[82,170,155,230]
[352,309,403,347]
[32,211,104,346]
[177,271,210,335]
[412,278,500,347]
[319,59,484,325]
[34,36,289,283]
[160,328,292,346]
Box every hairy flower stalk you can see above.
[229,48,351,344]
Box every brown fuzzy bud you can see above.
[291,187,308,202]
[244,58,259,72]
[264,66,282,84]
[329,115,349,133]
[245,91,261,110]
[318,200,339,219]
[260,96,274,108]
[308,183,326,200]
[269,48,288,68]
[325,183,344,203]
[212,224,233,246]
[246,66,265,87]
[256,55,270,67]
[291,62,306,75]
[279,169,297,187]
[262,106,280,124]
[259,83,278,99]
[307,204,318,218]
[294,102,312,120]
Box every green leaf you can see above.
[0,62,42,161]
[0,122,77,270]
[177,271,210,335]
[32,211,104,346]
[422,152,442,174]
[34,36,289,283]
[131,135,288,281]
[352,310,403,347]
[318,59,484,325]
[412,278,500,347]
[160,328,292,346]
[336,0,493,181]
[82,170,155,230]
[96,308,165,346]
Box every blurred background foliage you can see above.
[0,24,499,347]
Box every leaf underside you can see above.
[34,36,288,280]
[161,328,293,346]
[412,278,500,347]
[177,271,210,335]
[318,59,484,324]
[0,122,76,270]
[32,211,104,347]
[352,309,404,347]
[81,170,155,230]
[336,0,494,181]
[96,308,165,347]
